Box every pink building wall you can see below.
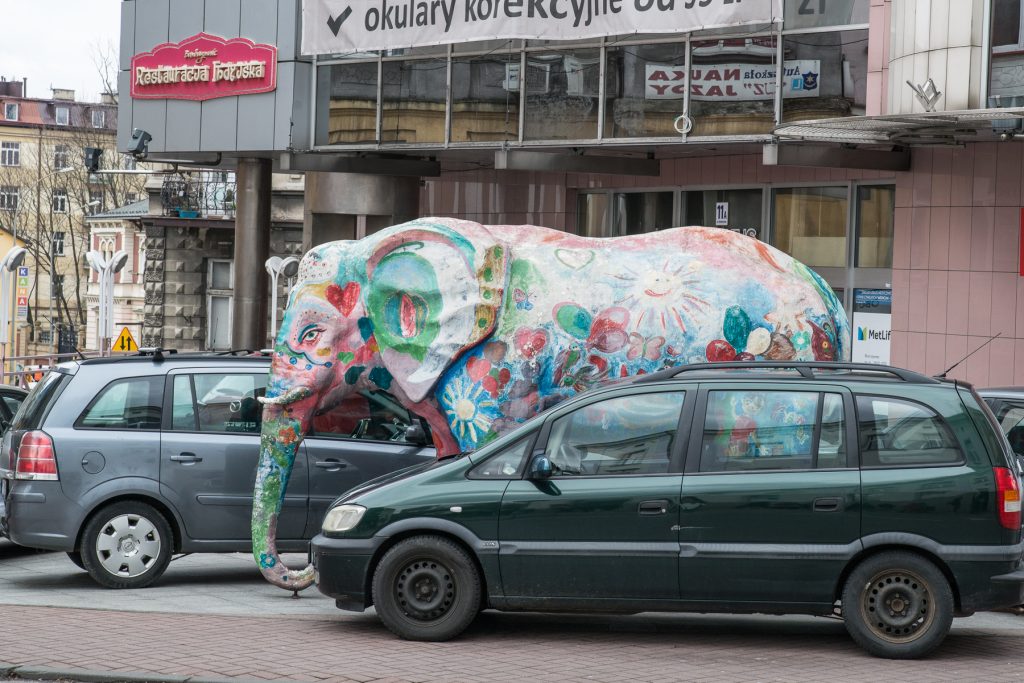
[890,143,1023,387]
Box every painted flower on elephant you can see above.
[441,376,500,444]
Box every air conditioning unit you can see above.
[988,95,1024,135]
[503,62,551,94]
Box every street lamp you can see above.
[0,246,27,381]
[265,256,300,342]
[87,249,128,356]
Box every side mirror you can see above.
[527,455,552,480]
[404,419,429,447]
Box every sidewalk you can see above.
[4,547,1024,682]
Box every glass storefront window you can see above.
[605,43,686,138]
[783,0,868,30]
[772,187,848,268]
[613,192,674,235]
[682,189,763,239]
[380,58,447,144]
[855,185,894,268]
[689,36,778,136]
[578,193,610,237]
[781,30,868,123]
[578,191,674,236]
[524,49,601,140]
[317,62,379,145]
[451,53,521,143]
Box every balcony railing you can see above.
[159,172,236,219]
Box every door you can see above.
[678,384,860,607]
[499,389,690,603]
[159,369,308,542]
[302,389,436,536]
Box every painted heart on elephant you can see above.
[252,217,850,590]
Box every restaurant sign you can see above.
[130,33,277,101]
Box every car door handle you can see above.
[638,500,670,516]
[170,452,202,463]
[315,459,348,471]
[813,497,842,512]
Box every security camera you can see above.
[128,128,152,158]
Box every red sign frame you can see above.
[130,32,277,102]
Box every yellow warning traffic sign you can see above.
[113,327,139,353]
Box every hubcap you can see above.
[95,513,161,578]
[394,559,456,622]
[860,568,934,643]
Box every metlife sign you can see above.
[852,288,891,366]
[302,0,781,55]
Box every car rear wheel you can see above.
[372,535,481,641]
[841,551,953,659]
[79,501,173,589]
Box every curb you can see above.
[0,664,298,683]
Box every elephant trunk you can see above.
[252,396,315,591]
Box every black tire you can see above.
[841,551,954,659]
[79,501,173,589]
[65,551,85,570]
[372,535,481,641]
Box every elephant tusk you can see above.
[259,386,313,406]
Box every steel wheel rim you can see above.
[94,513,162,578]
[394,558,456,622]
[859,567,935,644]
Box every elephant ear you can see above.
[365,220,506,403]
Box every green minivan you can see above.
[310,362,1024,659]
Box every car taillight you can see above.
[995,466,1021,530]
[14,431,58,481]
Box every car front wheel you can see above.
[372,535,481,641]
[841,551,953,659]
[79,501,173,589]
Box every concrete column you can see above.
[302,172,421,250]
[232,157,271,350]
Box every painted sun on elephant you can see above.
[252,217,851,590]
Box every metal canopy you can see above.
[773,107,1024,146]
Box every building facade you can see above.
[118,0,1024,385]
[139,171,304,351]
[0,79,144,356]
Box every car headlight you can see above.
[322,504,366,533]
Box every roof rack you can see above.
[137,347,177,362]
[636,361,940,384]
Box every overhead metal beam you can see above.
[280,152,440,176]
[763,144,911,172]
[495,150,662,176]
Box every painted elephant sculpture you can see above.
[252,217,850,590]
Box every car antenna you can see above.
[936,332,1001,379]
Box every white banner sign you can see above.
[302,0,781,55]
[645,59,819,100]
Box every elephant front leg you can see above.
[409,397,461,456]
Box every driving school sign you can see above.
[302,0,781,55]
[645,60,820,100]
[130,33,278,101]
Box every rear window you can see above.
[856,395,963,467]
[12,370,69,430]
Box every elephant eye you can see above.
[298,325,323,344]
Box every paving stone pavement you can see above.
[4,541,1024,682]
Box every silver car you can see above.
[0,351,434,588]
